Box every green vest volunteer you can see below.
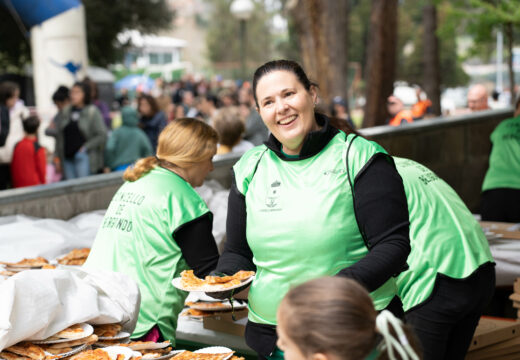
[395,157,494,311]
[481,115,520,222]
[394,157,495,360]
[85,167,214,342]
[482,116,520,192]
[217,115,411,358]
[236,131,396,325]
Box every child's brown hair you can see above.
[278,277,421,360]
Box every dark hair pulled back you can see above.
[252,60,317,107]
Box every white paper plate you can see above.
[103,346,137,360]
[124,341,171,351]
[194,347,234,359]
[32,323,94,344]
[188,300,247,311]
[172,275,254,293]
[93,338,131,348]
[98,331,131,341]
[3,267,28,273]
[148,350,184,360]
[43,343,89,359]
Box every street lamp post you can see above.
[230,0,254,80]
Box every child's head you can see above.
[22,115,40,135]
[277,277,420,360]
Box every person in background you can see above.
[211,106,254,158]
[240,87,269,146]
[277,277,421,360]
[156,94,175,123]
[410,86,432,120]
[11,115,46,188]
[393,157,495,360]
[85,118,220,345]
[181,90,199,118]
[84,77,112,130]
[215,60,410,360]
[331,95,355,129]
[54,81,107,179]
[46,86,70,179]
[197,94,219,123]
[116,88,130,108]
[105,106,153,172]
[138,94,167,152]
[387,94,414,126]
[467,84,490,112]
[0,81,28,190]
[46,86,70,138]
[481,96,520,222]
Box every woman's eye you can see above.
[284,92,294,97]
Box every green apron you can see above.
[482,115,520,191]
[394,157,494,311]
[234,132,398,325]
[85,166,210,343]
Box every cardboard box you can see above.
[514,278,520,294]
[466,336,520,360]
[468,317,520,351]
[202,309,248,337]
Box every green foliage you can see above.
[0,6,31,73]
[349,0,371,67]
[83,0,174,66]
[205,0,273,74]
[441,0,520,62]
[396,0,469,87]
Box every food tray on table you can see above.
[172,270,254,293]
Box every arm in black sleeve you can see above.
[337,154,410,292]
[174,212,219,278]
[216,172,256,275]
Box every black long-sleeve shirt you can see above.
[175,212,219,278]
[216,114,410,356]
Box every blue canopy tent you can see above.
[0,0,81,30]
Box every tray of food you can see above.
[172,271,254,293]
[186,300,247,312]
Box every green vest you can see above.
[234,132,398,325]
[84,167,210,343]
[482,116,520,191]
[394,157,494,312]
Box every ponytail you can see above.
[123,156,158,182]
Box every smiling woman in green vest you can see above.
[214,60,411,360]
[85,118,220,344]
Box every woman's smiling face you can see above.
[255,70,318,155]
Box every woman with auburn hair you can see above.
[277,277,421,360]
[85,118,220,345]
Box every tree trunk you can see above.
[289,0,349,107]
[422,2,441,116]
[505,22,515,105]
[362,0,398,128]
